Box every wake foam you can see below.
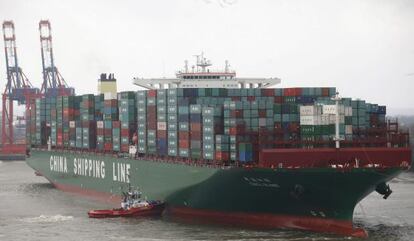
[21,214,74,223]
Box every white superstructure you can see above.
[133,53,281,89]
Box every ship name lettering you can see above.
[50,156,68,173]
[73,158,105,179]
[113,162,130,183]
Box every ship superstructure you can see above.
[133,53,281,89]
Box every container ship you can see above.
[25,55,411,237]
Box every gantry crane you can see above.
[39,20,74,97]
[2,21,41,155]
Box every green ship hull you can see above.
[26,149,405,237]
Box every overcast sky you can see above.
[0,0,413,115]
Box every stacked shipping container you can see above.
[29,87,388,163]
[118,92,136,152]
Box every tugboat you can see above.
[88,188,165,218]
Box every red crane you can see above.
[1,21,41,156]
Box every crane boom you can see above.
[39,20,74,97]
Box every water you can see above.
[0,160,413,241]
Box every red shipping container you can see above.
[295,88,303,96]
[121,129,130,136]
[121,144,129,152]
[82,120,96,128]
[321,88,330,97]
[63,109,75,116]
[157,130,167,138]
[104,143,113,151]
[229,125,245,135]
[231,97,241,101]
[104,99,118,107]
[247,96,256,101]
[230,110,243,118]
[274,122,282,130]
[113,121,121,128]
[82,101,94,108]
[147,116,157,122]
[147,122,157,129]
[104,129,112,136]
[261,88,274,97]
[148,90,157,97]
[179,131,189,140]
[147,114,157,119]
[274,96,283,103]
[190,131,201,139]
[190,123,202,131]
[179,140,190,149]
[147,105,157,112]
[289,122,299,132]
[283,87,302,97]
[259,110,266,118]
[283,88,291,96]
[229,127,238,135]
[215,151,229,161]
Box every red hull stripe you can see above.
[47,178,121,204]
[168,207,367,238]
[45,176,367,238]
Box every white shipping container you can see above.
[328,114,345,124]
[300,115,320,125]
[345,125,353,134]
[97,121,104,129]
[300,105,321,116]
[259,118,266,127]
[323,105,345,115]
[321,115,330,125]
[69,121,75,128]
[317,115,322,125]
[157,122,167,131]
[104,92,117,100]
[345,107,353,116]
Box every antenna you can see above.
[225,60,229,73]
[195,52,211,72]
[193,54,200,72]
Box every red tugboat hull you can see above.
[88,202,165,218]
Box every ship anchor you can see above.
[375,182,392,199]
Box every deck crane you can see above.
[1,21,41,157]
[39,20,74,97]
